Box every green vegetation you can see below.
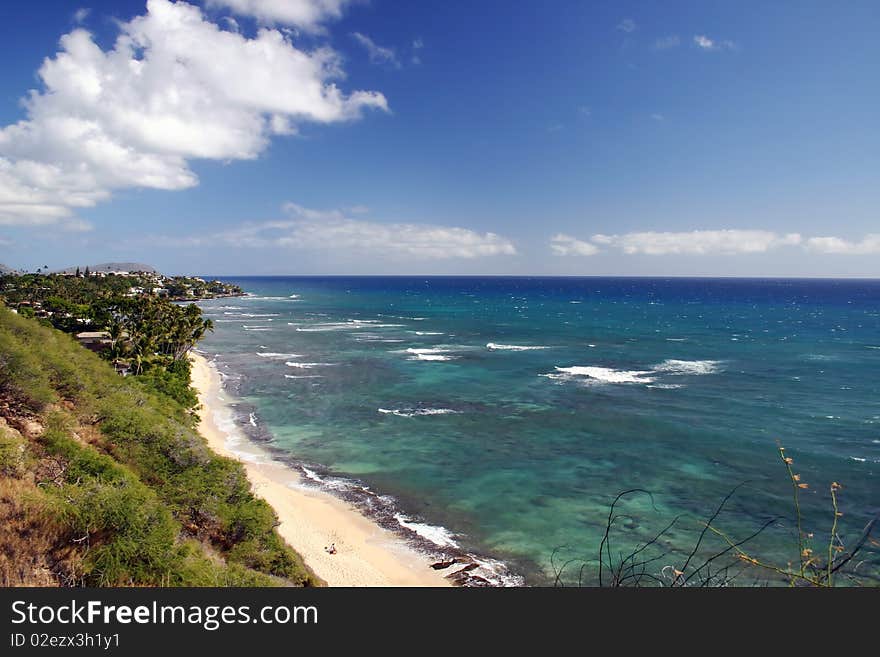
[0,306,319,587]
[0,269,240,415]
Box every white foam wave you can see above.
[240,313,280,318]
[547,366,656,384]
[257,352,303,359]
[413,331,445,336]
[393,513,459,548]
[355,336,405,343]
[284,374,323,379]
[378,408,462,418]
[243,326,273,331]
[468,557,526,587]
[405,347,454,362]
[301,466,323,483]
[298,466,354,492]
[248,412,258,427]
[286,362,336,368]
[653,359,722,375]
[544,358,722,387]
[486,342,549,351]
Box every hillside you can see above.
[53,262,158,274]
[0,306,319,587]
[0,264,16,275]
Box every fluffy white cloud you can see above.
[205,0,351,31]
[592,230,802,255]
[170,203,517,259]
[351,32,400,68]
[550,233,599,256]
[617,18,636,33]
[0,0,386,227]
[805,234,880,255]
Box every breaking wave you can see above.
[486,343,549,351]
[378,408,462,418]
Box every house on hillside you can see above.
[75,331,111,353]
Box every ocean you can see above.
[195,277,880,586]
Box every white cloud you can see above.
[805,234,880,255]
[694,34,736,51]
[205,0,351,32]
[73,8,91,24]
[654,35,680,50]
[650,113,665,121]
[592,230,802,255]
[351,32,401,68]
[694,35,715,49]
[555,229,880,257]
[164,203,518,259]
[550,234,599,256]
[0,0,386,227]
[617,18,636,33]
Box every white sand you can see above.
[190,353,450,587]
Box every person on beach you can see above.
[325,543,337,555]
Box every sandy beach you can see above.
[190,352,451,587]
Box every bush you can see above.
[0,307,320,587]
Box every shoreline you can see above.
[190,352,452,587]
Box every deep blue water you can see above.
[197,277,880,585]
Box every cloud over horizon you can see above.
[547,229,880,258]
[592,230,802,255]
[153,202,518,260]
[550,233,600,256]
[0,0,386,228]
[805,234,880,255]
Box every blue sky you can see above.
[0,0,877,276]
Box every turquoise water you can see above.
[197,277,879,585]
